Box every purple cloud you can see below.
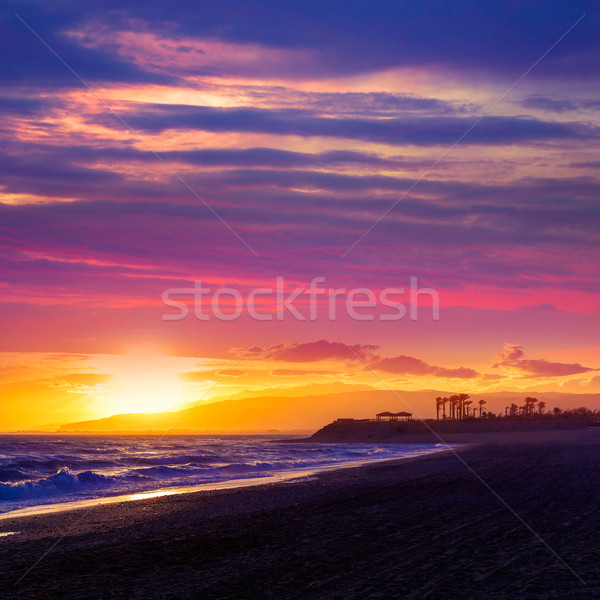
[97,104,597,146]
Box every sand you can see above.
[1,429,599,599]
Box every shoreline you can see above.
[2,430,599,598]
[0,443,457,520]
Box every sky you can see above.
[1,1,599,429]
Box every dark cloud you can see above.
[3,1,598,100]
[1,4,177,88]
[570,161,600,169]
[521,96,600,113]
[520,96,578,113]
[256,90,470,116]
[67,0,599,80]
[99,104,596,146]
[0,149,123,198]
[13,142,405,170]
[0,95,55,116]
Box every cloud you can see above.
[519,303,560,312]
[52,373,112,386]
[57,1,600,81]
[0,95,55,116]
[0,7,177,88]
[49,372,112,394]
[493,344,598,378]
[371,355,479,379]
[520,97,578,113]
[265,340,378,363]
[9,142,409,170]
[263,340,479,379]
[180,369,246,382]
[480,373,506,381]
[271,369,336,377]
[521,96,600,113]
[2,168,600,302]
[99,104,596,146]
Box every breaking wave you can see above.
[0,435,447,513]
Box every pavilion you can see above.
[375,411,413,422]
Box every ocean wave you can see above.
[217,461,276,474]
[131,465,203,478]
[0,436,447,511]
[0,468,30,483]
[0,468,114,501]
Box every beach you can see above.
[2,430,599,599]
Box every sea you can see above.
[0,435,448,516]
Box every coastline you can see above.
[0,444,456,520]
[2,429,599,598]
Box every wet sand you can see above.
[2,430,600,599]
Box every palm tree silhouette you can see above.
[525,397,538,417]
[479,399,487,418]
[435,397,442,421]
[464,399,473,417]
[449,395,458,420]
[458,393,470,419]
[538,400,546,415]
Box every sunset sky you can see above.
[1,1,599,429]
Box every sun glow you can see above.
[102,352,186,416]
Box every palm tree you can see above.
[510,403,518,417]
[441,397,448,420]
[478,399,487,418]
[464,400,473,417]
[450,395,459,420]
[537,400,546,416]
[553,406,561,416]
[504,406,509,417]
[524,397,537,417]
[435,397,442,420]
[457,393,470,419]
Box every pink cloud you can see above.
[371,355,479,379]
[493,344,598,378]
[265,339,378,363]
[264,339,480,379]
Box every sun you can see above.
[102,351,186,415]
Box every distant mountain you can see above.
[58,390,600,433]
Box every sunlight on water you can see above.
[0,435,457,517]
